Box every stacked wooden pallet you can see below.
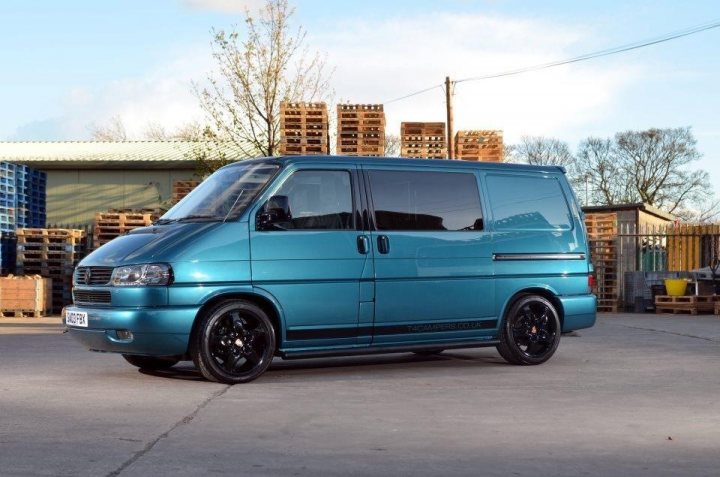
[172,180,201,202]
[655,295,718,315]
[0,275,52,317]
[455,130,504,162]
[585,212,618,312]
[400,122,447,159]
[280,102,329,155]
[336,104,385,156]
[16,228,86,313]
[93,209,159,249]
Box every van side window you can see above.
[270,170,353,230]
[485,174,572,230]
[368,170,483,231]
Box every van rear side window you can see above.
[368,170,483,231]
[486,174,572,231]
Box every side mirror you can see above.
[257,195,291,230]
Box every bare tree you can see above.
[674,198,720,223]
[89,115,128,141]
[575,137,631,206]
[384,133,400,157]
[576,127,709,215]
[507,136,575,170]
[196,0,332,161]
[143,121,207,141]
[144,122,169,140]
[614,127,707,214]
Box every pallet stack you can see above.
[455,130,504,162]
[93,209,159,249]
[14,164,47,228]
[1,232,17,276]
[0,162,47,275]
[0,275,52,317]
[400,122,447,159]
[655,295,719,315]
[16,228,86,313]
[172,180,201,203]
[336,104,385,156]
[279,102,329,155]
[585,212,618,312]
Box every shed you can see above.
[0,141,247,226]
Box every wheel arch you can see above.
[501,287,564,327]
[189,291,286,354]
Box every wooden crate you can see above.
[337,104,386,156]
[0,275,52,317]
[280,102,329,156]
[400,122,447,159]
[455,130,503,162]
[655,295,718,315]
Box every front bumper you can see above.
[63,305,200,356]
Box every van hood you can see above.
[80,222,222,266]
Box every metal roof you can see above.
[582,202,676,221]
[0,141,252,169]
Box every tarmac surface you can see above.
[1,313,719,476]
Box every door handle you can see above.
[377,235,390,254]
[357,235,369,255]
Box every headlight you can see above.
[111,264,172,286]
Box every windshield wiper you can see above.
[175,214,225,222]
[153,214,224,225]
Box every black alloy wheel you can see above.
[496,295,561,365]
[191,300,276,384]
[122,354,180,370]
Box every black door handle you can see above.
[377,235,390,254]
[357,235,369,254]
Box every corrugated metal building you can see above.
[0,141,245,226]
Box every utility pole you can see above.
[445,76,454,159]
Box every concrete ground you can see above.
[0,313,718,477]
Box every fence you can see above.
[604,223,720,311]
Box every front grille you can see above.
[73,289,112,305]
[74,267,114,286]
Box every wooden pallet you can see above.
[455,130,504,162]
[172,179,207,202]
[93,210,155,248]
[280,102,330,156]
[337,104,386,156]
[400,122,447,159]
[0,309,45,318]
[655,295,717,315]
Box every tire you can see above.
[190,300,276,384]
[122,354,179,370]
[412,349,445,356]
[496,295,561,365]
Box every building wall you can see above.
[46,169,196,225]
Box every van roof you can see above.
[228,155,567,174]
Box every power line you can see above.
[384,18,720,104]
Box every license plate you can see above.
[66,311,88,328]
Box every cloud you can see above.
[181,0,265,14]
[313,12,641,143]
[9,47,211,141]
[9,10,641,146]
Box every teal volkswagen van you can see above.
[64,156,596,384]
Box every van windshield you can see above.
[158,163,280,223]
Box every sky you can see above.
[1,0,718,190]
